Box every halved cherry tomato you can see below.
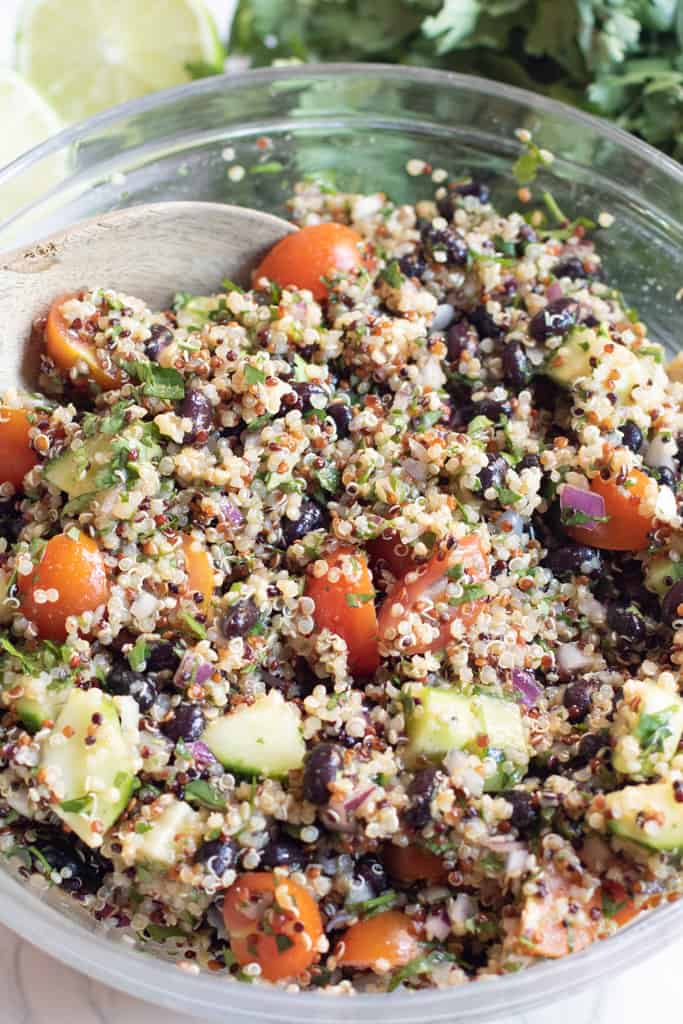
[516,867,600,958]
[336,910,421,971]
[181,534,214,615]
[0,407,38,489]
[601,880,639,928]
[18,531,109,640]
[305,546,379,676]
[46,292,122,390]
[384,844,448,884]
[567,469,654,551]
[378,534,489,655]
[253,223,364,301]
[366,530,419,580]
[223,872,323,982]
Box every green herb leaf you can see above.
[184,779,227,810]
[144,924,188,942]
[380,260,404,289]
[345,592,375,608]
[128,637,149,672]
[126,361,185,400]
[244,364,266,385]
[347,889,398,917]
[250,161,285,174]
[635,706,678,753]
[180,613,207,639]
[60,794,93,814]
[448,582,487,607]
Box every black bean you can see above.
[31,827,111,894]
[545,545,602,578]
[195,838,237,876]
[563,680,594,723]
[294,657,325,698]
[405,766,438,828]
[354,854,388,896]
[516,453,542,472]
[582,313,599,327]
[282,498,329,547]
[662,580,683,625]
[302,743,343,805]
[220,597,258,638]
[467,398,512,423]
[177,389,213,443]
[501,790,538,833]
[455,180,490,204]
[501,341,530,391]
[532,374,560,412]
[606,602,646,643]
[260,833,307,871]
[105,662,157,711]
[435,195,455,220]
[146,642,181,674]
[420,224,468,266]
[529,298,579,342]
[0,500,22,545]
[479,456,508,495]
[654,466,677,490]
[145,323,174,360]
[446,320,477,364]
[619,421,643,453]
[398,255,426,280]
[551,256,588,280]
[573,729,610,767]
[328,402,352,439]
[162,702,204,742]
[468,305,503,340]
[291,382,327,414]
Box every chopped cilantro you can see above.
[380,260,404,289]
[244,364,266,385]
[345,592,375,608]
[60,794,93,814]
[184,779,227,810]
[125,361,185,400]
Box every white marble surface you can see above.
[1,0,683,1019]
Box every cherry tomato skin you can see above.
[46,292,122,390]
[378,534,489,655]
[384,844,448,884]
[18,532,109,640]
[336,910,421,970]
[223,872,323,982]
[0,407,38,489]
[568,470,654,551]
[253,223,364,301]
[305,546,379,676]
[180,534,214,615]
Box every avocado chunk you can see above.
[14,674,71,734]
[644,554,682,598]
[202,690,305,778]
[404,686,529,789]
[44,435,113,498]
[135,798,202,868]
[606,781,683,852]
[612,680,683,777]
[545,327,639,399]
[40,687,139,847]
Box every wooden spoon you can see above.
[0,201,295,391]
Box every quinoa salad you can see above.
[1,153,683,995]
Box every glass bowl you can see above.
[1,63,682,1023]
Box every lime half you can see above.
[0,68,64,222]
[15,0,224,123]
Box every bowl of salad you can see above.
[1,64,683,1024]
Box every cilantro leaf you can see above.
[126,361,185,400]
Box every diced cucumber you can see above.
[612,681,683,777]
[202,690,305,778]
[545,327,639,399]
[0,570,13,625]
[44,435,112,498]
[644,555,682,598]
[40,687,139,847]
[14,674,70,733]
[404,686,529,788]
[606,781,683,852]
[135,798,201,867]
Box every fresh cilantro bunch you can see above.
[223,0,683,160]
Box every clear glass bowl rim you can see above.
[0,62,682,1021]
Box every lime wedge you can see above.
[15,0,224,122]
[0,68,64,222]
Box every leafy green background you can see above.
[221,0,683,162]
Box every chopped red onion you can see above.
[220,500,244,529]
[174,655,213,687]
[559,484,606,531]
[511,669,542,706]
[343,786,375,813]
[189,741,217,768]
[545,281,564,302]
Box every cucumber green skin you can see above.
[44,435,111,498]
[405,687,529,790]
[17,697,53,733]
[607,782,683,852]
[644,556,678,598]
[202,691,305,779]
